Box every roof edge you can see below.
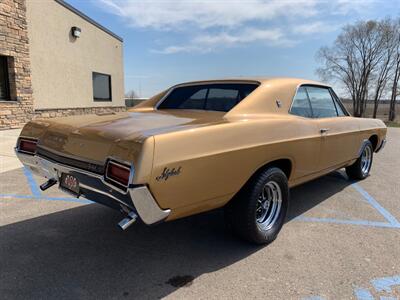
[54,0,123,42]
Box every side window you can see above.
[206,88,239,111]
[306,86,338,118]
[179,88,207,109]
[290,86,313,118]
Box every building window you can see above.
[0,56,10,101]
[92,72,112,101]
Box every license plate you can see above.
[60,173,80,195]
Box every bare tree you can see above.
[317,20,392,117]
[372,20,397,118]
[389,19,400,122]
[125,89,139,99]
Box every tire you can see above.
[346,140,373,180]
[225,167,289,245]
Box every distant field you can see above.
[341,100,400,122]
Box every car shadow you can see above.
[286,170,352,221]
[0,171,353,299]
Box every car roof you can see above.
[172,77,330,88]
[133,77,333,117]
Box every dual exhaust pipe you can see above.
[40,178,138,230]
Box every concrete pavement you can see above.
[0,128,22,173]
[0,128,399,299]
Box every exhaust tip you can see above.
[118,211,138,230]
[40,178,57,191]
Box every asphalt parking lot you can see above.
[0,128,399,300]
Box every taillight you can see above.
[18,138,38,155]
[106,160,131,187]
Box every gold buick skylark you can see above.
[16,77,387,244]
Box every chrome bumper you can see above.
[15,150,170,225]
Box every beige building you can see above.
[0,0,125,130]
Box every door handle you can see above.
[320,128,330,134]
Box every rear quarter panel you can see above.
[356,118,387,149]
[149,116,321,220]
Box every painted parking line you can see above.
[23,166,41,197]
[296,181,400,229]
[296,173,400,229]
[295,216,400,229]
[352,182,400,227]
[0,193,92,204]
[0,168,399,230]
[0,167,92,204]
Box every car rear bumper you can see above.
[15,150,170,225]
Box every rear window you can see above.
[158,83,259,112]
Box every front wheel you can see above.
[225,167,289,244]
[346,140,373,180]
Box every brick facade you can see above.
[0,0,34,129]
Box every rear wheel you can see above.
[225,167,289,244]
[346,140,373,180]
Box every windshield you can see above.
[158,83,259,112]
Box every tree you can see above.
[125,89,139,99]
[371,19,397,118]
[317,20,393,117]
[389,20,400,122]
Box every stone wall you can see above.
[34,106,126,119]
[0,0,34,130]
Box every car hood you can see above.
[21,110,226,163]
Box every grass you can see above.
[385,121,400,127]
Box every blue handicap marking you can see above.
[295,173,400,230]
[371,275,400,293]
[354,288,374,300]
[352,183,400,228]
[306,274,400,300]
[2,168,400,229]
[0,167,91,204]
[23,166,42,197]
[354,274,400,300]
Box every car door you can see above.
[305,86,360,172]
[288,86,322,178]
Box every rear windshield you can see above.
[158,83,259,112]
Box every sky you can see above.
[66,0,400,98]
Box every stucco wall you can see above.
[26,0,124,110]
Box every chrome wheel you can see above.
[256,181,282,230]
[361,145,372,175]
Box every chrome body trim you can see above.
[15,150,170,225]
[129,186,171,225]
